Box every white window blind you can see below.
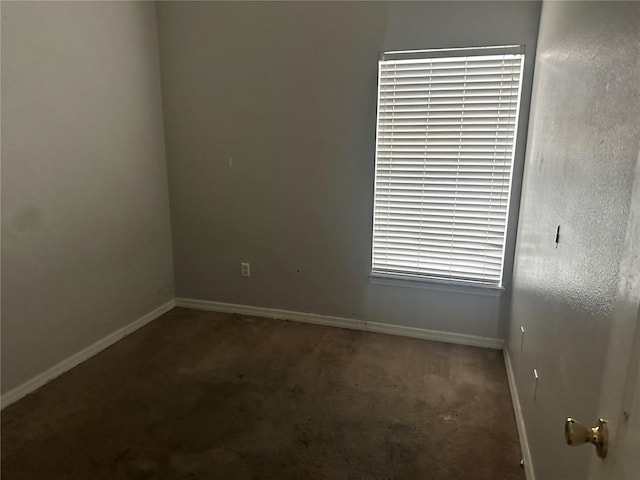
[371,46,524,286]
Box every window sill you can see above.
[369,273,505,297]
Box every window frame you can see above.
[369,45,526,291]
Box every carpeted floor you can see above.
[1,307,524,480]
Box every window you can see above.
[371,46,524,287]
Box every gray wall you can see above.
[507,2,640,479]
[156,1,541,339]
[1,2,175,393]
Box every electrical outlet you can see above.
[241,262,250,277]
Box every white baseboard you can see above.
[175,298,504,350]
[504,347,535,480]
[0,299,176,410]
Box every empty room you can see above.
[1,1,639,479]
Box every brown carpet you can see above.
[1,307,524,480]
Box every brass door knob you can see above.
[564,418,608,459]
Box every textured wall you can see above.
[156,1,541,339]
[1,2,175,393]
[507,2,640,479]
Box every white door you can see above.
[507,2,640,479]
[586,157,640,479]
